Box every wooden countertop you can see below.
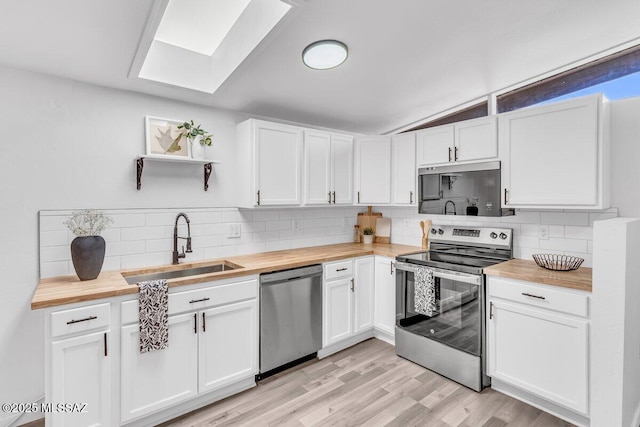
[484,259,592,292]
[32,243,422,310]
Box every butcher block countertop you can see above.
[32,243,422,309]
[484,259,592,292]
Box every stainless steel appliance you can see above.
[395,225,513,391]
[418,161,514,217]
[258,264,322,379]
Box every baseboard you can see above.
[318,330,374,358]
[373,328,395,346]
[491,379,590,427]
[122,377,256,427]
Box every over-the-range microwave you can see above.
[418,161,514,217]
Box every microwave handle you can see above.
[395,262,481,286]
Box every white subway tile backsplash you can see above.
[145,238,172,253]
[540,212,589,226]
[565,252,593,268]
[564,226,593,240]
[145,212,177,226]
[540,238,588,253]
[279,209,305,220]
[519,224,539,237]
[112,214,146,228]
[237,242,266,255]
[203,245,237,260]
[40,246,70,263]
[549,226,564,238]
[40,261,70,278]
[252,210,280,222]
[39,215,66,231]
[514,235,540,249]
[121,252,167,269]
[244,221,266,233]
[106,241,146,257]
[265,220,291,232]
[121,226,166,241]
[253,231,280,242]
[501,211,541,224]
[266,240,293,252]
[40,230,68,247]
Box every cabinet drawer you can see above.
[51,303,111,338]
[324,260,353,281]
[121,279,258,324]
[488,277,589,318]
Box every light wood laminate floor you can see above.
[161,339,573,427]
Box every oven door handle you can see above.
[395,262,481,286]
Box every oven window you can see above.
[398,271,481,356]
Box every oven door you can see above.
[395,262,484,356]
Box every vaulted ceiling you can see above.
[1,0,639,134]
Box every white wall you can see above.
[0,65,248,426]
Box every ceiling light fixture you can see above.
[302,40,348,70]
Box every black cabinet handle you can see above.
[257,190,261,206]
[193,313,197,334]
[522,292,546,300]
[454,146,459,161]
[490,302,494,319]
[336,267,348,272]
[350,278,355,292]
[66,316,97,325]
[328,192,332,204]
[332,191,336,204]
[448,147,452,162]
[189,297,210,304]
[357,191,360,204]
[202,312,206,332]
[409,191,413,204]
[504,188,509,204]
[104,332,108,357]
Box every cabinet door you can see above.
[487,300,589,414]
[500,95,601,208]
[331,134,354,204]
[354,136,391,204]
[454,116,497,162]
[392,133,416,205]
[120,313,198,423]
[199,300,258,393]
[354,257,375,333]
[416,125,454,166]
[323,278,353,346]
[51,331,110,427]
[304,131,332,205]
[374,257,396,336]
[255,122,302,206]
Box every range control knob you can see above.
[490,232,498,239]
[431,228,437,235]
[499,232,508,240]
[438,228,444,235]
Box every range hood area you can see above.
[418,161,514,217]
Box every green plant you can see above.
[363,227,374,235]
[64,209,113,237]
[177,120,213,146]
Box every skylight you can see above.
[154,0,252,56]
[135,0,292,94]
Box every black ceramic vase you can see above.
[70,236,106,281]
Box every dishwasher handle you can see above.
[260,264,323,285]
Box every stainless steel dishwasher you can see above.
[258,264,323,380]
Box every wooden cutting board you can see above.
[375,217,391,243]
[357,206,382,236]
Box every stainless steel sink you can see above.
[123,262,240,285]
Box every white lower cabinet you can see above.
[373,256,396,337]
[198,300,257,393]
[120,313,198,423]
[323,257,374,349]
[120,282,258,423]
[487,276,590,416]
[51,330,111,427]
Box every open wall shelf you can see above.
[135,155,221,191]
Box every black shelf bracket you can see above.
[136,158,144,190]
[204,163,213,191]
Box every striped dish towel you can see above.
[138,279,169,353]
[414,266,439,316]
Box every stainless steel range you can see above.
[395,225,513,391]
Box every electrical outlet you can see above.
[228,223,241,238]
[292,220,300,230]
[539,225,549,240]
[403,219,411,228]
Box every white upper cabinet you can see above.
[304,131,353,205]
[499,94,609,209]
[392,133,417,205]
[416,116,497,166]
[354,136,392,204]
[237,119,303,208]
